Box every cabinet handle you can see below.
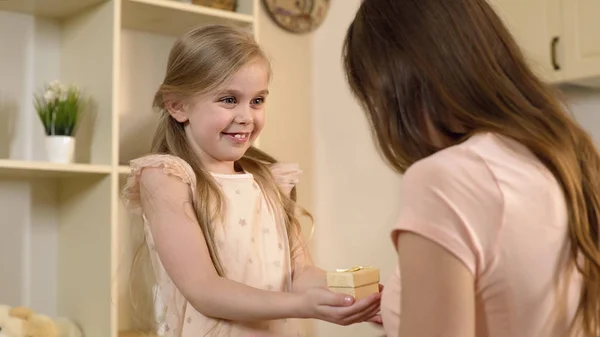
[551,36,560,71]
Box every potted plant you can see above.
[34,80,82,164]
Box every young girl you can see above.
[122,24,381,337]
[343,0,600,337]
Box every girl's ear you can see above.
[164,93,188,123]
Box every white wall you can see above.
[310,1,400,336]
[562,85,600,145]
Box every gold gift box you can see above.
[326,266,380,300]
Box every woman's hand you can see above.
[366,283,384,326]
[246,288,381,337]
[245,287,382,337]
[298,287,382,326]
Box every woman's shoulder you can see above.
[404,133,502,198]
[409,139,481,176]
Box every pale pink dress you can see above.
[123,154,304,337]
[381,132,582,337]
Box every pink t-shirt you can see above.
[380,132,582,337]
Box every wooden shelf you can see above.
[0,159,112,179]
[122,0,253,36]
[118,165,131,175]
[0,0,107,19]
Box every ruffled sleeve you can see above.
[122,154,197,215]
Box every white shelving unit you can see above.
[0,1,259,336]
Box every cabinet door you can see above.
[487,0,563,83]
[562,0,600,84]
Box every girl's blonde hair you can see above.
[127,24,309,332]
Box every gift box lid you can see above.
[326,266,380,288]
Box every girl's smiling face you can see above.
[167,57,270,174]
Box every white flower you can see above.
[49,80,61,90]
[58,92,68,101]
[44,90,56,103]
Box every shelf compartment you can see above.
[0,1,115,165]
[118,28,169,165]
[58,176,113,337]
[122,0,254,37]
[0,159,112,178]
[0,175,113,337]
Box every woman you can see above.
[342,0,600,336]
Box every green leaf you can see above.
[34,82,83,136]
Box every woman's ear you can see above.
[164,94,188,123]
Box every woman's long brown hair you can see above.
[343,0,600,335]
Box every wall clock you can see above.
[262,0,331,34]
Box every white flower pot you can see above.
[45,136,75,164]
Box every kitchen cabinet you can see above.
[488,0,600,87]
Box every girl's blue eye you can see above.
[221,97,236,104]
[252,97,264,105]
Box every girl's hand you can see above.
[299,287,382,326]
